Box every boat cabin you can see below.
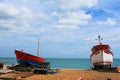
[91,44,110,52]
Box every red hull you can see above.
[14,49,45,63]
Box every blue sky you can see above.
[0,0,120,58]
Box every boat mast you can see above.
[37,39,40,57]
[97,35,103,44]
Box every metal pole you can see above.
[98,35,100,44]
[37,39,40,57]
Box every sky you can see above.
[0,0,120,58]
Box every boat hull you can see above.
[14,49,45,66]
[91,50,113,68]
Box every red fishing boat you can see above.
[15,49,45,66]
[90,35,114,69]
[14,39,45,66]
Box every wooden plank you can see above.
[21,73,34,78]
[0,76,16,80]
[0,70,14,74]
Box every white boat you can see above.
[90,35,114,69]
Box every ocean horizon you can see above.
[0,57,120,69]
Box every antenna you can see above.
[95,34,103,44]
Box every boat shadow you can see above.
[92,67,119,73]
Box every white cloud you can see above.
[44,0,97,32]
[37,12,49,20]
[2,0,94,35]
[96,18,117,26]
[18,7,33,20]
[0,3,33,19]
[0,3,34,36]
[50,12,60,18]
[53,10,92,30]
[54,24,79,30]
[104,18,117,26]
[59,0,98,11]
[85,0,98,7]
[0,3,17,17]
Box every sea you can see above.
[0,57,120,69]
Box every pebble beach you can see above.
[1,68,120,80]
[24,69,120,80]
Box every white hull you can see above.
[91,50,113,66]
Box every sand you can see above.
[1,68,120,80]
[26,69,120,80]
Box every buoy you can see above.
[116,66,120,72]
[77,77,83,80]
